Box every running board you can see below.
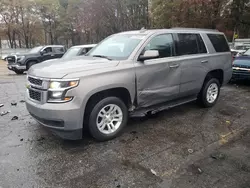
[130,96,197,117]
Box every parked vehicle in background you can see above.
[26,28,232,141]
[232,49,250,80]
[7,45,65,74]
[62,44,96,59]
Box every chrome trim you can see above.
[26,75,79,104]
[11,64,26,70]
[14,55,17,63]
[27,87,44,104]
[50,78,80,82]
[48,80,79,91]
[47,97,73,104]
[27,75,50,90]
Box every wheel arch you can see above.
[204,69,224,86]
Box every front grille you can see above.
[29,89,41,101]
[7,56,16,64]
[28,77,43,86]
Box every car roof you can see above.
[70,44,96,48]
[118,28,224,36]
[44,45,65,48]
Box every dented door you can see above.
[135,34,181,108]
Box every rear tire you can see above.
[198,78,220,108]
[14,70,24,74]
[88,97,128,141]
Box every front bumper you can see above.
[26,97,83,140]
[8,64,26,71]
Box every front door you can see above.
[135,33,181,108]
[41,47,54,61]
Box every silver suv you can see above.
[26,28,232,141]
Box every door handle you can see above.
[169,64,179,68]
[51,54,55,57]
[201,60,208,64]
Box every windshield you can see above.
[243,49,250,56]
[62,47,81,59]
[87,34,146,60]
[29,46,43,53]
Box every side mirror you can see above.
[40,51,45,56]
[139,50,159,61]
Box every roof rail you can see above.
[171,27,219,32]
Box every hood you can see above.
[8,52,39,57]
[233,56,250,67]
[28,56,119,78]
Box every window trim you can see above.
[136,33,176,61]
[196,34,208,54]
[199,34,209,54]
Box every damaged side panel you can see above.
[135,57,181,108]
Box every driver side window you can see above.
[42,47,52,54]
[144,34,174,59]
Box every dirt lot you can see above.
[0,61,250,188]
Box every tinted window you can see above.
[145,34,174,58]
[54,47,64,53]
[197,35,207,53]
[176,34,199,55]
[207,34,230,52]
[43,47,52,54]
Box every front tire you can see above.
[198,78,220,107]
[88,97,128,141]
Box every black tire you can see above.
[14,70,24,74]
[27,61,36,70]
[88,97,128,141]
[198,78,220,108]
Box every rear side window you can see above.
[54,47,64,53]
[176,34,207,56]
[207,34,230,52]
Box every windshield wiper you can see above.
[92,55,112,60]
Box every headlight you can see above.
[49,80,79,90]
[48,79,79,103]
[17,56,25,61]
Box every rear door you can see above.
[174,33,209,97]
[135,33,181,108]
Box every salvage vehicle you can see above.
[26,28,232,141]
[7,45,65,74]
[232,49,250,80]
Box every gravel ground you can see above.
[0,61,249,188]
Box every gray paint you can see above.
[26,28,232,140]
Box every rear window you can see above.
[207,34,230,52]
[176,34,207,56]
